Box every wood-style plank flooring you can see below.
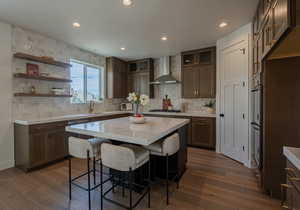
[0,148,282,210]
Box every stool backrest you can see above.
[101,143,135,172]
[162,133,180,156]
[69,137,93,159]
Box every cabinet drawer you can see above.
[287,161,300,192]
[30,121,67,133]
[192,117,212,123]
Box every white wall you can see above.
[0,22,13,170]
[216,23,253,168]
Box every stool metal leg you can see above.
[68,156,72,200]
[148,159,151,208]
[166,154,169,205]
[87,150,91,210]
[93,157,96,185]
[100,159,103,210]
[129,167,133,210]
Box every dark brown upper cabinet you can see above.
[128,58,154,98]
[106,57,128,99]
[252,0,290,63]
[181,47,216,98]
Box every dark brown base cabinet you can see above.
[282,161,300,210]
[14,113,130,172]
[191,118,216,149]
[145,114,216,149]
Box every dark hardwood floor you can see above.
[0,148,282,210]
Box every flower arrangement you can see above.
[127,92,149,116]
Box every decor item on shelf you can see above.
[30,85,36,94]
[26,63,39,76]
[51,88,65,95]
[39,73,50,77]
[203,100,216,114]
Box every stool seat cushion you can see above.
[69,137,111,159]
[101,143,149,171]
[144,133,180,156]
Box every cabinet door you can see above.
[198,65,215,98]
[263,11,273,55]
[113,59,128,98]
[30,133,47,167]
[47,129,67,162]
[192,118,215,148]
[272,0,289,42]
[182,67,198,98]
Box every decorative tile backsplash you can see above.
[12,26,123,120]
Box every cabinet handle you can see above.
[281,184,292,209]
[285,168,297,177]
[290,177,300,182]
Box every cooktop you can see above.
[149,109,182,113]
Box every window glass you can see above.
[87,66,101,101]
[70,60,103,103]
[70,62,84,103]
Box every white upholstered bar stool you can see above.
[68,137,111,210]
[143,133,180,205]
[100,143,151,210]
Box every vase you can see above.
[133,103,140,116]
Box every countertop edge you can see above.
[14,111,215,126]
[283,146,300,170]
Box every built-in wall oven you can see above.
[251,76,262,169]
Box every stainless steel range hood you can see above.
[150,56,180,85]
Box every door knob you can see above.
[220,114,225,117]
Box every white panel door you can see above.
[220,42,248,163]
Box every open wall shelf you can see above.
[14,93,72,98]
[14,73,72,83]
[13,53,72,68]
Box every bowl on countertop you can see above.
[129,116,146,124]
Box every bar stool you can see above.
[100,143,151,210]
[68,137,111,210]
[143,133,180,205]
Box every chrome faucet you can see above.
[88,100,95,114]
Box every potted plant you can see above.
[203,100,215,114]
[127,92,149,123]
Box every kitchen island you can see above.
[66,116,190,178]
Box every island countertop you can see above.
[283,146,300,170]
[66,116,190,146]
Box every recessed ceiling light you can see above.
[122,0,133,6]
[73,22,81,28]
[219,22,228,28]
[161,36,168,41]
[121,47,126,51]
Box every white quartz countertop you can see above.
[14,111,215,125]
[14,111,129,125]
[142,111,216,118]
[283,146,300,170]
[66,117,190,146]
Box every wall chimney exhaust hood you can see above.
[150,56,180,85]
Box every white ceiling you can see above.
[0,0,258,60]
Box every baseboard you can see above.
[0,159,14,171]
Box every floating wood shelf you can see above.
[14,93,72,98]
[14,73,72,83]
[13,53,72,68]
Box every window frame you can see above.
[70,59,104,104]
